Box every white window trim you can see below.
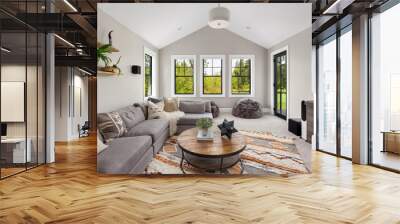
[270,46,290,121]
[228,54,255,97]
[199,55,226,97]
[171,55,197,97]
[143,47,157,100]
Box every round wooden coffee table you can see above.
[177,128,246,173]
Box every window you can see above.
[229,55,254,96]
[144,47,157,98]
[172,55,196,96]
[316,25,352,159]
[339,27,352,159]
[144,54,152,97]
[200,55,225,96]
[370,3,400,171]
[317,35,337,155]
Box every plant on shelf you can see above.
[97,44,112,65]
[112,56,121,75]
[196,118,213,136]
[97,43,122,75]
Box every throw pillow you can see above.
[179,101,206,114]
[204,101,212,112]
[164,97,179,112]
[148,97,162,104]
[98,111,127,143]
[148,101,164,119]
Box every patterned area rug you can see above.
[145,131,310,176]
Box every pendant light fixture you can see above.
[208,3,230,29]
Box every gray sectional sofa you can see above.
[177,101,214,133]
[97,105,169,174]
[97,100,218,174]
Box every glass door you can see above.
[1,31,28,178]
[0,1,47,179]
[317,36,337,155]
[370,3,400,171]
[339,27,352,158]
[316,25,353,159]
[273,51,287,120]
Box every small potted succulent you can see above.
[196,118,213,137]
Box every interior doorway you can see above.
[273,51,288,120]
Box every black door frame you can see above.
[315,25,352,161]
[273,50,287,120]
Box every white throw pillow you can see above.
[148,101,164,119]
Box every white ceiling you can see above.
[98,3,311,49]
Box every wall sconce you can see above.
[131,65,141,75]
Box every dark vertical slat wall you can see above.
[88,76,97,132]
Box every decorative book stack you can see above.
[197,129,214,141]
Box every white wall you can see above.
[97,8,159,113]
[159,26,269,108]
[267,28,312,120]
[55,67,89,141]
[55,67,70,141]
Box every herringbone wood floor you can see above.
[1,135,400,224]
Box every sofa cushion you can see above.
[125,119,169,142]
[98,111,127,143]
[164,97,179,112]
[133,102,149,120]
[204,101,212,112]
[97,136,152,174]
[179,101,206,114]
[180,100,211,112]
[177,112,213,126]
[117,106,145,130]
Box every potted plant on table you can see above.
[196,118,213,137]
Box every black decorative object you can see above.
[288,118,301,137]
[131,65,141,74]
[218,119,238,139]
[108,30,113,45]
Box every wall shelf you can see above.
[97,69,121,76]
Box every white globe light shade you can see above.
[208,7,230,29]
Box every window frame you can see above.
[143,47,157,99]
[171,55,197,97]
[144,53,152,98]
[199,55,225,97]
[270,46,290,121]
[228,55,255,97]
